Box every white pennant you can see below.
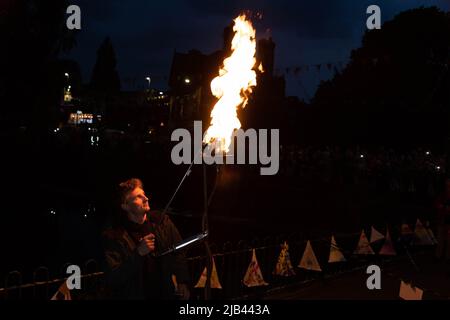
[329,235,346,263]
[370,226,385,243]
[354,230,375,255]
[379,229,397,256]
[194,257,222,289]
[399,281,423,300]
[51,281,72,301]
[298,240,322,271]
[243,249,268,287]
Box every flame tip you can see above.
[204,14,258,152]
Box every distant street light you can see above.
[146,77,151,89]
[184,78,191,84]
[64,74,71,99]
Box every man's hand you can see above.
[137,233,155,256]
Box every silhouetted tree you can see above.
[90,37,121,93]
[312,7,450,146]
[0,0,76,129]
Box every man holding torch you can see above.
[102,178,191,300]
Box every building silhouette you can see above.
[168,25,286,132]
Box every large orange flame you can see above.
[203,14,259,153]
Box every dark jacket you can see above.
[102,210,190,300]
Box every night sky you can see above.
[65,0,450,100]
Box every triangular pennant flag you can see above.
[194,257,222,289]
[329,235,346,263]
[298,240,322,271]
[370,226,385,243]
[414,219,434,246]
[401,223,413,235]
[354,230,375,255]
[51,281,72,300]
[379,229,397,256]
[274,242,296,276]
[243,249,268,287]
[399,281,423,300]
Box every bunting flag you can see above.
[243,249,268,287]
[298,240,322,272]
[328,235,346,263]
[194,257,222,289]
[379,229,397,256]
[278,61,347,77]
[354,230,375,255]
[51,281,72,301]
[399,281,423,300]
[370,226,385,243]
[273,242,296,277]
[414,219,434,246]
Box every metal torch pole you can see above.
[202,163,212,300]
[203,162,222,300]
[160,149,202,218]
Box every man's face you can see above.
[122,187,150,218]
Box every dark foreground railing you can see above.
[0,230,423,300]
